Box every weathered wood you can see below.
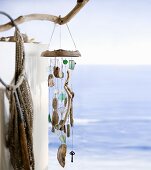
[59,0,89,25]
[0,0,89,32]
[41,49,81,57]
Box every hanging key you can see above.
[69,151,75,163]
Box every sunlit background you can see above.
[1,0,151,64]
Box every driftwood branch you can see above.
[41,49,81,57]
[0,0,89,32]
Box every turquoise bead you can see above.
[58,92,66,102]
[69,60,76,70]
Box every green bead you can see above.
[63,59,68,65]
[59,135,66,144]
[58,92,66,102]
[48,114,51,123]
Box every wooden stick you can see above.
[0,0,89,32]
[61,71,74,129]
[60,0,89,25]
[41,49,81,58]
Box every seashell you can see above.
[53,66,60,78]
[52,110,59,126]
[53,66,64,78]
[59,71,64,78]
[57,144,67,168]
[48,74,55,87]
[52,97,58,110]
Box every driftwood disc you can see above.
[41,49,81,57]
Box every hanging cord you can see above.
[0,11,19,88]
[47,23,56,49]
[66,23,77,50]
[0,11,35,170]
[59,24,62,49]
[71,126,74,151]
[0,77,8,88]
[0,11,19,31]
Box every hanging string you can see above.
[61,61,63,92]
[71,127,74,151]
[59,22,64,93]
[0,11,19,31]
[59,24,62,49]
[0,77,8,88]
[47,23,56,49]
[48,59,52,119]
[56,59,59,94]
[66,23,77,50]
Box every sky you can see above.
[0,0,151,64]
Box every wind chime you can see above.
[41,22,81,168]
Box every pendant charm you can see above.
[69,151,75,163]
[69,60,76,70]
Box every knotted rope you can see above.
[0,11,35,170]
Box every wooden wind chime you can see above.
[41,23,81,167]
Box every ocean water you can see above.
[48,65,151,170]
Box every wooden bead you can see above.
[48,74,55,87]
[52,111,59,126]
[52,97,58,110]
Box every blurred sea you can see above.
[48,65,151,170]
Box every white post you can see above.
[0,42,49,170]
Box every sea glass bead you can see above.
[59,135,66,144]
[48,114,51,123]
[63,59,68,65]
[58,92,66,102]
[69,60,76,70]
